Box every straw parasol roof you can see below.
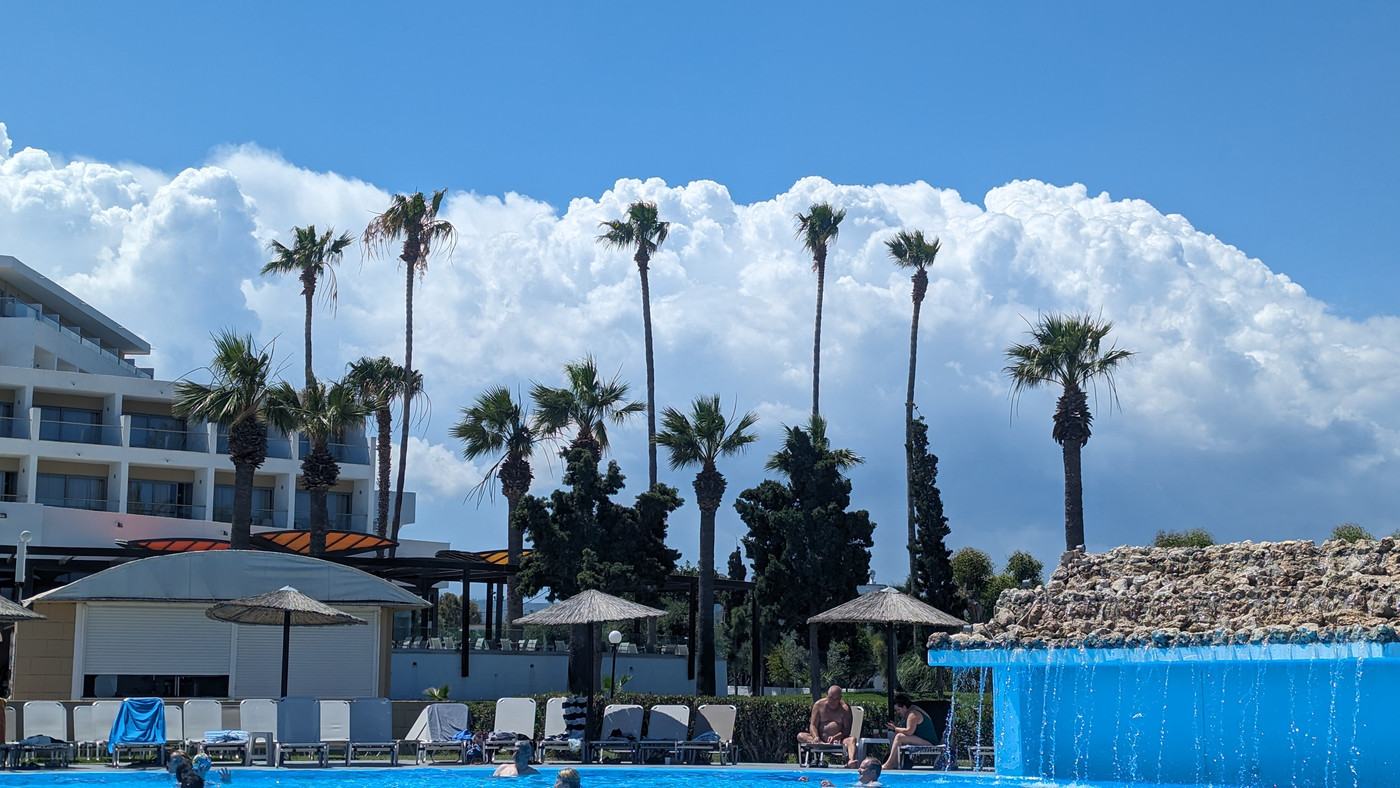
[513,588,667,626]
[808,586,966,628]
[0,594,44,622]
[206,586,367,627]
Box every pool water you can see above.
[0,767,1275,788]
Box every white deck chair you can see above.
[675,645,689,657]
[163,704,185,756]
[274,697,328,767]
[553,640,567,652]
[636,704,689,763]
[91,700,122,754]
[586,704,643,763]
[475,638,486,650]
[428,638,442,649]
[240,699,278,764]
[482,697,537,762]
[799,705,863,766]
[345,697,399,766]
[4,704,13,744]
[525,639,539,651]
[71,704,95,759]
[19,701,72,766]
[111,698,169,767]
[404,703,469,764]
[184,700,248,765]
[535,697,581,762]
[319,700,351,762]
[499,638,514,651]
[675,704,737,764]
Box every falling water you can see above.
[1326,658,1341,788]
[945,666,960,771]
[1156,661,1170,784]
[972,666,988,770]
[1037,648,1051,775]
[1112,663,1126,780]
[1349,656,1364,788]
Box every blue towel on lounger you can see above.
[109,697,166,753]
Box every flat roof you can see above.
[0,255,151,356]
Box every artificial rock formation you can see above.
[929,538,1400,651]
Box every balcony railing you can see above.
[1,297,152,378]
[292,512,368,532]
[212,506,288,528]
[0,492,26,504]
[0,416,28,440]
[126,502,206,520]
[129,426,209,453]
[216,433,293,459]
[35,496,116,512]
[298,437,371,465]
[38,419,122,446]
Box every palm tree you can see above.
[267,378,373,556]
[766,415,863,476]
[530,354,645,461]
[173,331,277,549]
[656,395,758,696]
[795,202,846,418]
[363,189,456,545]
[346,356,421,540]
[452,386,541,640]
[1003,313,1134,551]
[885,229,941,586]
[261,225,353,387]
[598,201,670,489]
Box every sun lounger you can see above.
[240,699,278,765]
[535,697,584,762]
[183,700,248,765]
[482,697,537,763]
[674,704,737,765]
[799,705,863,767]
[318,700,350,763]
[164,704,185,752]
[345,698,399,766]
[91,700,121,756]
[71,704,95,760]
[586,704,642,764]
[109,697,167,766]
[636,704,689,763]
[274,697,328,767]
[405,702,470,764]
[16,701,72,767]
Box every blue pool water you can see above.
[0,768,1283,788]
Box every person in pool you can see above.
[798,757,883,786]
[492,740,540,777]
[880,694,938,770]
[554,767,581,788]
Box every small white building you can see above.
[14,550,428,700]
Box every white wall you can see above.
[389,650,727,699]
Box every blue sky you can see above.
[3,2,1398,587]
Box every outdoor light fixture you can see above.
[608,629,622,698]
[16,530,32,586]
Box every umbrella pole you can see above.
[886,622,897,717]
[280,610,291,698]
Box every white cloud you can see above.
[3,124,1399,582]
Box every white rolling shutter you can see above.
[83,603,232,674]
[233,607,378,698]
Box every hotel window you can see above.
[213,484,275,526]
[295,490,353,529]
[36,473,108,511]
[129,413,188,451]
[38,406,104,443]
[0,401,12,438]
[83,674,229,699]
[0,471,16,502]
[127,479,196,519]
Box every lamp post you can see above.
[16,531,32,596]
[608,629,622,699]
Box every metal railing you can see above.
[35,496,116,512]
[298,437,371,465]
[292,512,368,532]
[216,433,293,459]
[212,506,287,528]
[126,502,206,520]
[38,419,122,446]
[129,426,209,452]
[1,297,152,378]
[0,416,28,440]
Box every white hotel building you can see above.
[0,254,421,552]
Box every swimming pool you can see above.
[0,767,1274,788]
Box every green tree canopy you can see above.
[736,417,873,693]
[950,547,994,622]
[1154,527,1217,548]
[1330,523,1373,543]
[907,416,955,613]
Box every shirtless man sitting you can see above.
[797,685,855,766]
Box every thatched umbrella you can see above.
[808,587,965,713]
[515,589,667,737]
[206,586,367,697]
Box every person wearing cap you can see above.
[492,740,540,777]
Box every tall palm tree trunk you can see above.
[694,466,725,696]
[375,406,392,538]
[391,266,414,553]
[506,495,524,641]
[812,248,826,418]
[637,252,658,489]
[1062,439,1085,551]
[302,286,315,389]
[230,460,255,550]
[905,269,926,586]
[310,488,329,556]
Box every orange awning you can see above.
[251,530,396,556]
[123,537,230,553]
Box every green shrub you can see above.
[1331,522,1373,543]
[1154,527,1215,548]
